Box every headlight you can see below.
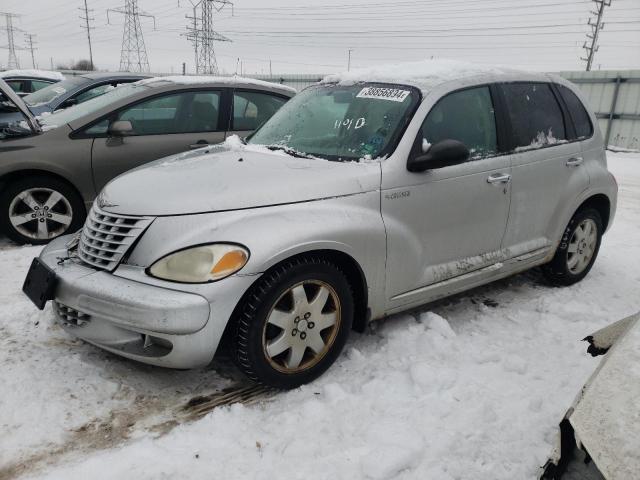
[147,243,249,283]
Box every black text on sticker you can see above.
[356,87,410,102]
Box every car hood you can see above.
[0,79,40,133]
[99,145,382,216]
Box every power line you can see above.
[108,0,155,72]
[184,0,233,74]
[78,0,95,69]
[582,0,613,71]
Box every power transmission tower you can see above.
[24,33,37,68]
[79,0,95,70]
[108,0,156,73]
[0,12,24,69]
[184,0,233,75]
[581,0,612,71]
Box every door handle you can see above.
[566,157,583,167]
[189,140,209,149]
[487,173,511,184]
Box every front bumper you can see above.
[39,235,253,369]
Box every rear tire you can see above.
[232,256,354,389]
[0,176,85,245]
[542,208,603,286]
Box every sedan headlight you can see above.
[148,243,249,283]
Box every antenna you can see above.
[184,0,232,75]
[108,0,156,72]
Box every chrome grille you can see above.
[77,205,153,271]
[54,302,91,327]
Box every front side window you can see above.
[31,79,54,92]
[233,91,287,131]
[74,83,117,104]
[248,83,419,161]
[421,86,497,159]
[501,83,566,151]
[557,84,593,140]
[116,90,220,136]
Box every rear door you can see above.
[498,82,589,258]
[226,89,290,139]
[89,88,228,192]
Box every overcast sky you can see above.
[1,0,639,75]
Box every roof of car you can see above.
[69,72,152,81]
[321,59,550,94]
[0,69,64,82]
[137,75,297,95]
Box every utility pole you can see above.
[24,33,37,68]
[79,0,95,69]
[582,0,612,71]
[0,12,24,69]
[184,0,233,75]
[108,0,155,73]
[347,49,353,71]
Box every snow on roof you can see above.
[138,75,297,94]
[322,59,521,93]
[0,69,64,82]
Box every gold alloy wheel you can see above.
[262,280,342,374]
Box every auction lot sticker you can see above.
[356,87,410,102]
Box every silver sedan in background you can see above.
[0,77,295,244]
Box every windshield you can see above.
[23,76,88,106]
[40,83,148,127]
[247,83,420,161]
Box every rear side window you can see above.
[232,91,287,131]
[501,83,566,151]
[557,85,593,139]
[31,80,54,92]
[422,86,497,158]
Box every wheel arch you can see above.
[226,249,370,342]
[576,194,611,231]
[0,169,87,216]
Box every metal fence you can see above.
[558,70,640,151]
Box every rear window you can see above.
[501,82,566,151]
[557,84,593,140]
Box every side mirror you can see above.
[407,139,470,173]
[108,120,134,137]
[60,98,77,108]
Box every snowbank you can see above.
[1,153,639,479]
[0,69,64,82]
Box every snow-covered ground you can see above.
[1,151,639,480]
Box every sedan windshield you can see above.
[248,83,419,161]
[40,83,148,127]
[23,76,88,106]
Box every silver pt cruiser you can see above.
[24,61,618,388]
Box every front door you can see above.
[89,89,227,192]
[382,85,512,308]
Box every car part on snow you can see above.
[540,311,640,479]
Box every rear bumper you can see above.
[39,235,241,369]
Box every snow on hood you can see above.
[0,69,64,82]
[137,75,296,95]
[322,59,518,93]
[99,138,380,216]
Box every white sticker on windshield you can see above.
[356,87,410,102]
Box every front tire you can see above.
[232,256,354,389]
[542,208,603,286]
[0,176,85,245]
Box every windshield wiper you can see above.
[265,144,313,159]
